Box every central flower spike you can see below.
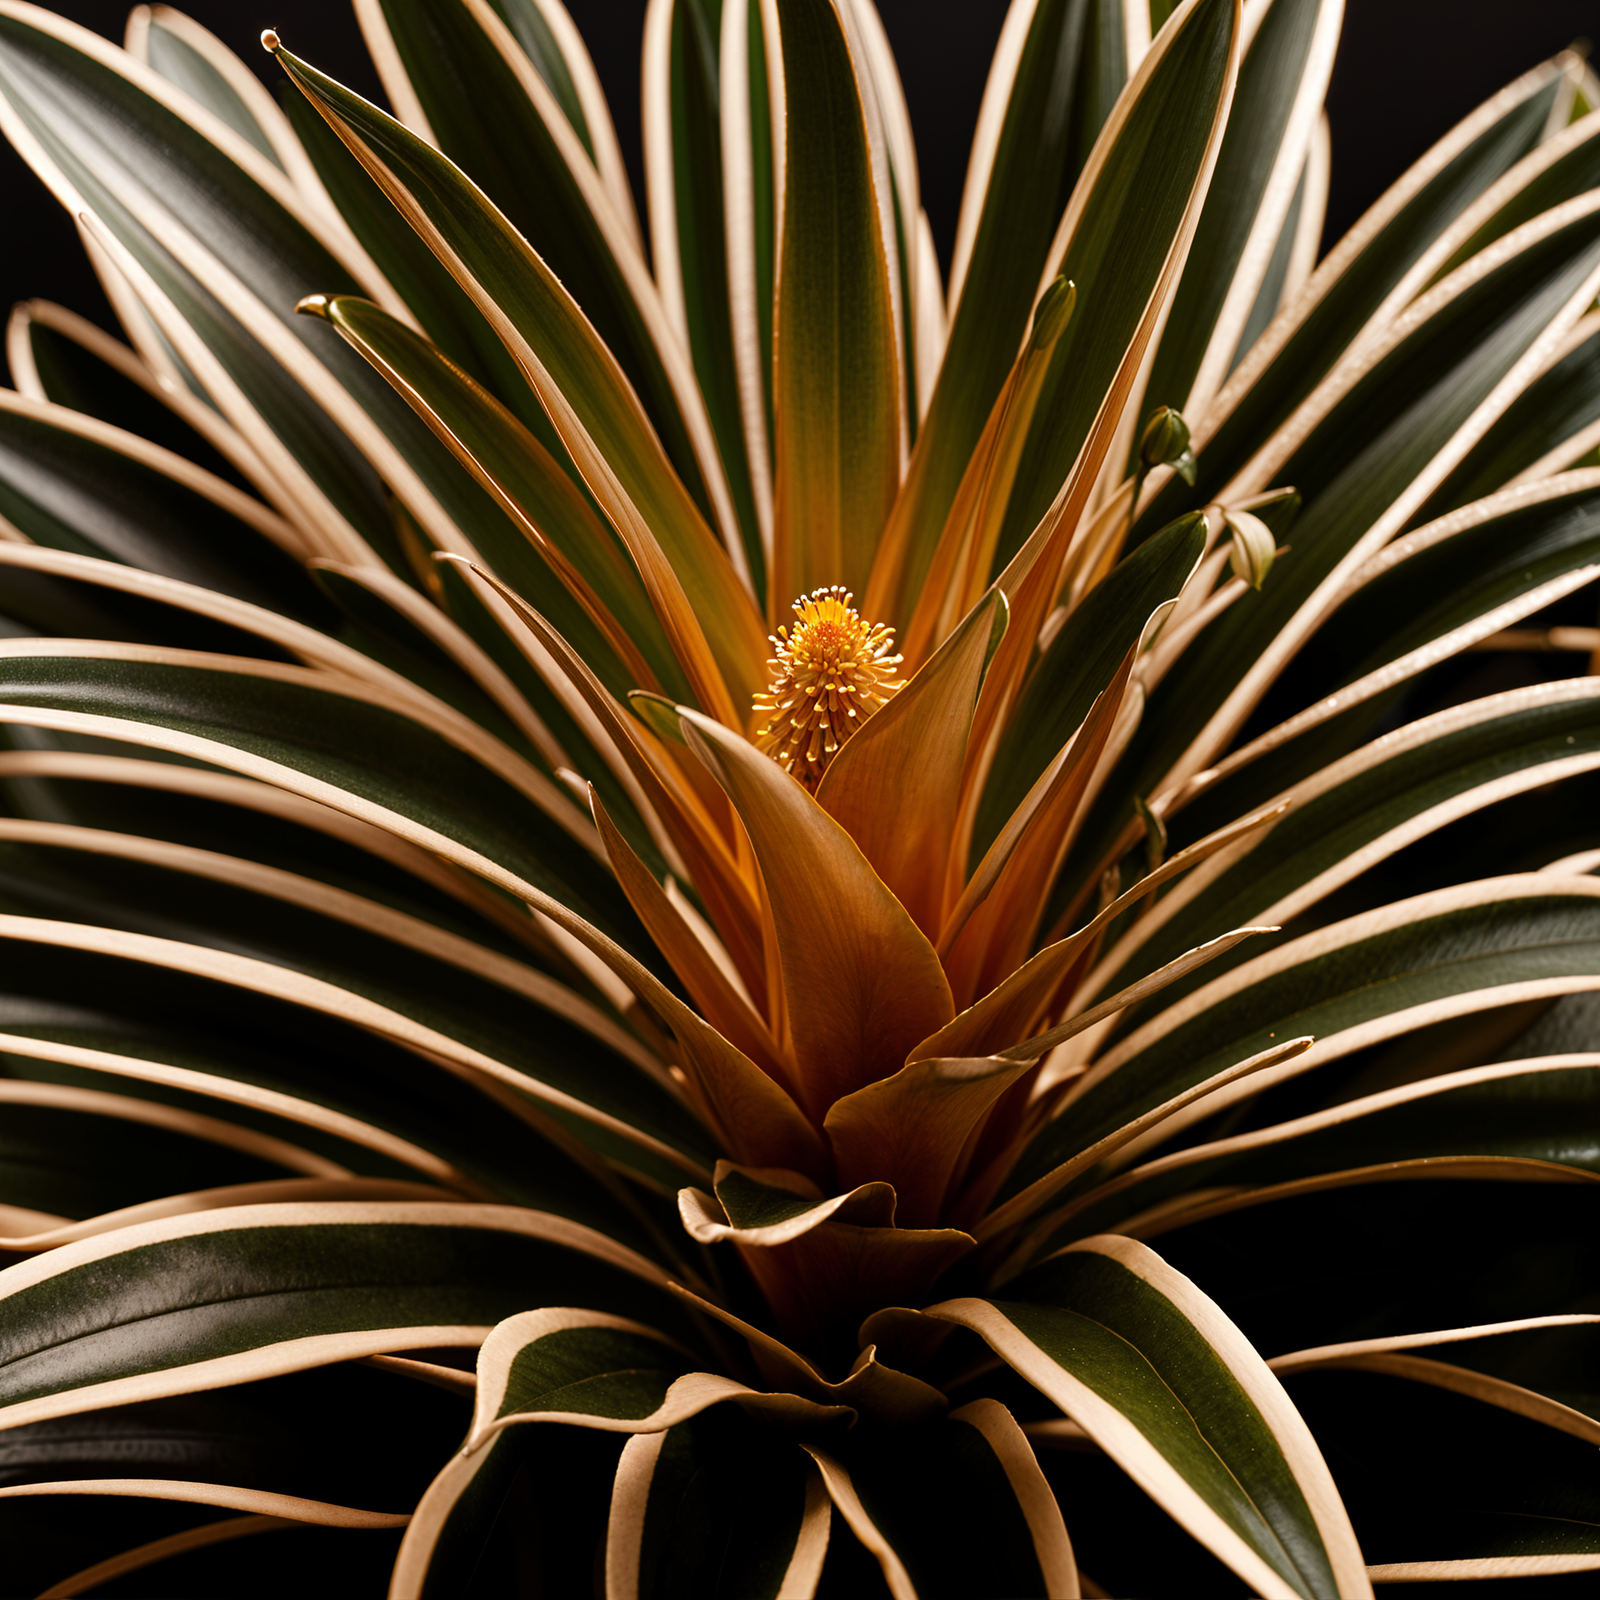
[754,586,904,790]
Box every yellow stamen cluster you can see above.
[753,586,903,790]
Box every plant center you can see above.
[754,586,903,790]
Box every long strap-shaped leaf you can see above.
[1142,0,1341,423]
[0,911,706,1187]
[0,1201,685,1432]
[1027,1053,1600,1248]
[1131,47,1579,541]
[269,36,767,722]
[1128,194,1600,823]
[4,297,278,515]
[883,0,1140,616]
[392,1306,843,1598]
[767,0,902,614]
[302,291,688,702]
[0,638,625,929]
[957,0,1239,777]
[1031,874,1600,1188]
[0,651,799,1188]
[929,1234,1370,1598]
[607,1412,831,1600]
[1270,1309,1600,1447]
[1095,676,1600,998]
[359,0,749,581]
[643,0,767,588]
[0,1478,410,1525]
[1161,470,1600,822]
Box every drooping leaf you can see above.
[931,1235,1370,1599]
[0,1202,689,1432]
[607,1410,829,1600]
[805,1398,1078,1599]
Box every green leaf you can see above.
[131,5,283,167]
[976,511,1205,861]
[270,36,768,719]
[0,1499,400,1596]
[1273,1313,1600,1441]
[0,927,661,1233]
[304,293,688,704]
[1025,876,1600,1191]
[0,1202,689,1429]
[1107,679,1600,997]
[0,9,424,569]
[487,0,603,164]
[0,1082,298,1225]
[806,1398,1076,1598]
[353,0,730,537]
[1052,1055,1600,1244]
[8,299,255,491]
[989,0,1237,574]
[608,1412,828,1600]
[1228,130,1320,371]
[1428,106,1600,287]
[1282,1364,1600,1579]
[1162,476,1600,845]
[393,1306,834,1597]
[932,1236,1370,1599]
[0,393,331,629]
[0,745,542,961]
[768,0,901,611]
[1142,0,1338,419]
[278,84,567,447]
[887,0,1136,612]
[644,0,765,590]
[1103,1149,1600,1351]
[1134,50,1573,542]
[1083,192,1600,885]
[0,1360,469,1521]
[1421,315,1600,514]
[0,644,637,944]
[0,825,709,1179]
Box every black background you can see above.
[0,0,1596,370]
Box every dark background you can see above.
[0,0,1596,363]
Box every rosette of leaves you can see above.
[3,0,1600,1593]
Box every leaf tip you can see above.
[260,28,281,54]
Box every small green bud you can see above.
[1140,406,1197,484]
[1224,508,1276,590]
[1028,277,1076,354]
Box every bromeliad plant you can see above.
[4,0,1600,1593]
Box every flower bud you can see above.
[1224,508,1276,590]
[1139,406,1197,484]
[1028,276,1076,355]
